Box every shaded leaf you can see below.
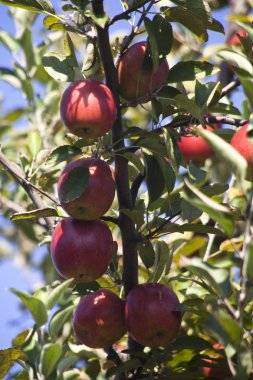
[137,240,155,269]
[60,166,89,203]
[167,61,215,83]
[49,304,76,339]
[42,52,75,82]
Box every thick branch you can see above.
[0,150,54,233]
[93,0,141,356]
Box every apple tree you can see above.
[1,0,253,379]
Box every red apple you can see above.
[60,79,116,138]
[58,157,115,220]
[178,124,219,163]
[118,41,169,101]
[228,29,247,46]
[125,283,181,347]
[201,344,231,378]
[230,123,253,180]
[73,289,127,348]
[51,218,113,283]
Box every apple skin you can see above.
[60,79,116,139]
[58,157,115,220]
[178,124,219,163]
[201,344,231,378]
[228,29,247,46]
[125,283,181,347]
[51,218,113,283]
[230,124,253,180]
[73,289,127,348]
[118,41,169,100]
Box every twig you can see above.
[219,78,241,99]
[108,0,153,26]
[114,0,156,67]
[0,150,54,233]
[100,215,120,226]
[144,211,182,240]
[104,346,123,366]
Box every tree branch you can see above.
[92,0,141,353]
[0,150,54,233]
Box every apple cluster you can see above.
[49,41,182,350]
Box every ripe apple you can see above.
[230,124,253,180]
[125,283,181,347]
[51,218,113,283]
[73,288,127,348]
[228,29,247,46]
[60,79,116,139]
[118,41,169,100]
[58,157,115,220]
[201,343,231,378]
[178,124,219,163]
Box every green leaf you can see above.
[0,348,26,379]
[40,343,62,377]
[10,207,59,221]
[137,240,155,269]
[18,28,35,72]
[185,257,231,297]
[64,33,78,67]
[152,240,172,282]
[164,6,208,41]
[0,30,20,52]
[27,131,42,158]
[9,288,48,326]
[163,128,182,174]
[45,278,74,310]
[42,52,75,82]
[12,329,30,347]
[0,67,23,89]
[45,145,82,167]
[155,155,176,194]
[90,10,109,28]
[60,166,89,203]
[242,245,253,283]
[217,50,253,76]
[43,15,76,32]
[0,0,55,13]
[183,180,235,237]
[143,151,165,204]
[167,61,215,83]
[15,370,29,380]
[144,14,172,70]
[49,304,76,339]
[197,126,247,180]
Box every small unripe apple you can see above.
[60,79,116,138]
[73,289,127,348]
[125,283,181,347]
[118,41,169,100]
[51,218,113,283]
[58,157,115,220]
[178,124,219,163]
[228,29,247,46]
[230,124,253,180]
